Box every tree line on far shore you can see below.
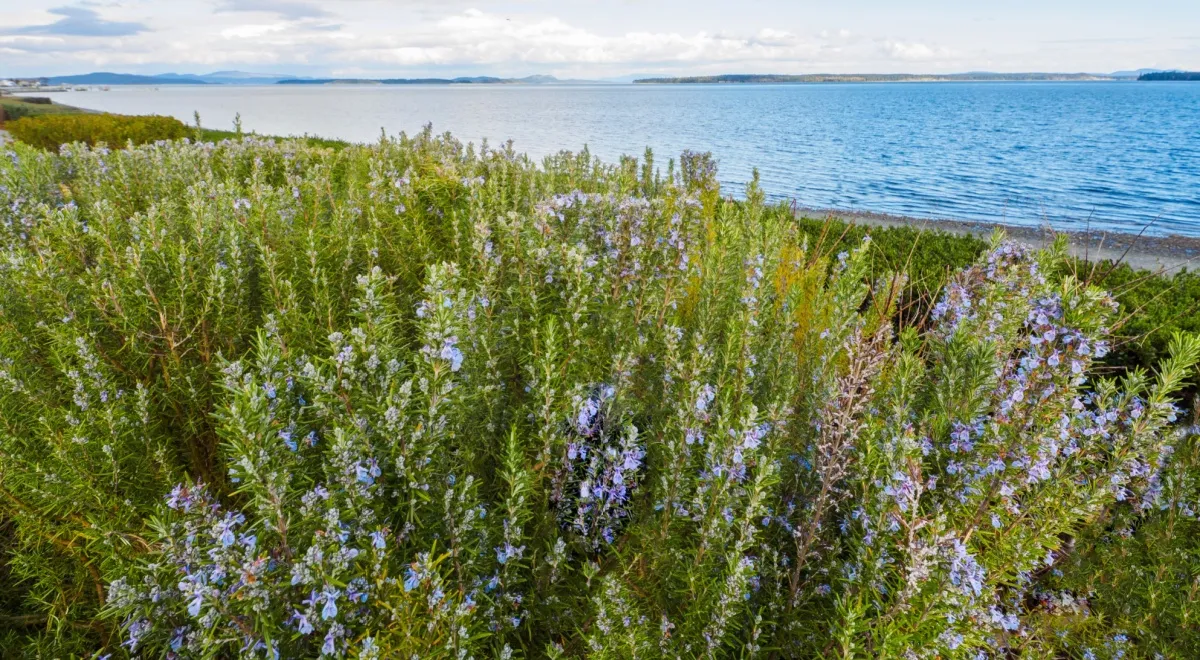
[1139,71,1200,81]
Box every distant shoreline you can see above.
[8,69,1179,87]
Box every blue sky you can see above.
[2,0,1198,78]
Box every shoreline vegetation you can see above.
[4,99,1199,382]
[1138,71,1200,81]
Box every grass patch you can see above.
[0,97,84,125]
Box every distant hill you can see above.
[279,79,384,85]
[1139,71,1200,81]
[151,73,207,83]
[42,71,305,85]
[35,71,607,86]
[45,72,209,85]
[159,71,304,85]
[204,70,298,81]
[634,72,1120,84]
[1110,68,1165,79]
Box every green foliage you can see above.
[1037,417,1200,658]
[7,113,188,151]
[790,215,1200,398]
[1080,262,1200,376]
[0,133,1197,658]
[195,127,350,150]
[0,98,84,124]
[791,215,987,286]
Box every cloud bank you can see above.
[216,0,331,21]
[4,5,148,37]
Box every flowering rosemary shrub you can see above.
[1035,419,1200,658]
[1,130,1197,658]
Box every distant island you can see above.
[41,72,211,85]
[634,72,1124,84]
[34,71,303,85]
[1138,71,1200,81]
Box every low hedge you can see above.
[6,112,188,150]
[0,98,81,124]
[1086,261,1200,372]
[793,215,986,285]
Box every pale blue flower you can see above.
[187,595,203,617]
[321,588,340,620]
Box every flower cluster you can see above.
[555,385,646,550]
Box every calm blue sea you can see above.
[42,82,1200,237]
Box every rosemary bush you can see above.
[0,131,1197,658]
[1036,420,1200,657]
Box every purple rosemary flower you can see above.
[948,539,985,600]
[369,530,386,549]
[294,612,314,635]
[321,587,340,620]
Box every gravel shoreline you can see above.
[798,207,1200,275]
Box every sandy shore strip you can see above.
[798,207,1200,275]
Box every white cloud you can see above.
[2,4,149,37]
[335,10,828,69]
[215,0,330,20]
[220,23,287,39]
[881,40,954,62]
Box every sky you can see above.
[1,0,1198,78]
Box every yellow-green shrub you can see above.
[7,113,188,150]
